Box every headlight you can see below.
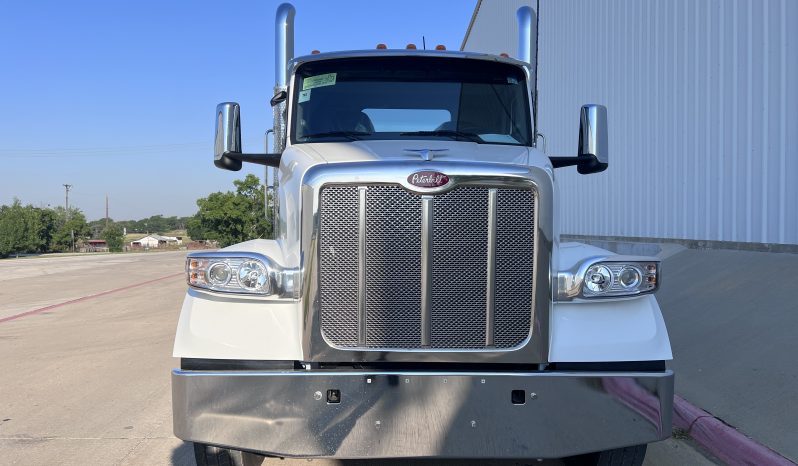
[187,256,272,295]
[558,256,660,300]
[580,261,658,298]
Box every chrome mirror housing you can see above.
[213,102,281,171]
[577,104,609,174]
[214,102,243,171]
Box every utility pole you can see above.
[63,184,74,252]
[105,194,109,228]
[63,184,72,211]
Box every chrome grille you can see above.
[319,184,535,350]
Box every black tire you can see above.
[193,443,244,466]
[564,444,647,466]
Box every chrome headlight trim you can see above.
[186,251,298,299]
[557,255,660,301]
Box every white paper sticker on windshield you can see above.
[303,73,336,90]
[298,89,311,103]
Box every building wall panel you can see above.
[463,0,797,245]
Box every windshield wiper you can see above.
[399,130,484,143]
[299,131,372,141]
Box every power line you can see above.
[0,142,209,159]
[0,142,206,153]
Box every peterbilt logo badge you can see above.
[408,171,450,188]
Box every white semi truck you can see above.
[172,4,674,465]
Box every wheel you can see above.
[193,443,244,466]
[564,444,647,466]
[193,443,269,466]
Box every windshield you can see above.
[290,56,532,146]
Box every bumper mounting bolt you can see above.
[313,391,322,401]
[530,392,538,400]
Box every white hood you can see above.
[292,140,531,165]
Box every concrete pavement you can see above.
[0,252,192,465]
[0,251,716,465]
[657,248,798,463]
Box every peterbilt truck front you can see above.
[172,4,674,465]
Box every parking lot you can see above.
[0,251,728,465]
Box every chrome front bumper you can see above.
[172,369,673,459]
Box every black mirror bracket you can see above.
[226,152,281,168]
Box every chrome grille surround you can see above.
[302,161,554,364]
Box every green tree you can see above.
[0,200,57,257]
[101,223,124,252]
[50,207,91,252]
[34,208,58,252]
[0,201,25,257]
[188,174,272,247]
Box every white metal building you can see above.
[130,234,182,248]
[462,0,797,246]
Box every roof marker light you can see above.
[311,49,320,54]
[406,43,417,50]
[376,43,387,50]
[435,44,446,50]
[500,53,510,58]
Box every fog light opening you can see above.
[511,389,526,405]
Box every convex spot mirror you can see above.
[270,90,287,107]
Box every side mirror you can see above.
[577,104,608,174]
[549,104,609,174]
[215,102,243,171]
[213,102,281,171]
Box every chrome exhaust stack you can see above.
[271,2,294,238]
[517,6,538,145]
[273,2,295,154]
[516,6,537,68]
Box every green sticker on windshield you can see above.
[303,73,336,90]
[298,89,311,103]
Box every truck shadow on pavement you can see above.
[169,441,567,465]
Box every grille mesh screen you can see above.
[495,189,535,347]
[318,186,359,347]
[319,184,535,350]
[365,186,423,348]
[431,188,489,348]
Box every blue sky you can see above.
[0,1,474,220]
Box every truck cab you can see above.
[173,4,673,465]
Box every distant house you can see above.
[130,234,182,249]
[84,239,109,253]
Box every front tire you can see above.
[193,443,243,466]
[565,444,647,466]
